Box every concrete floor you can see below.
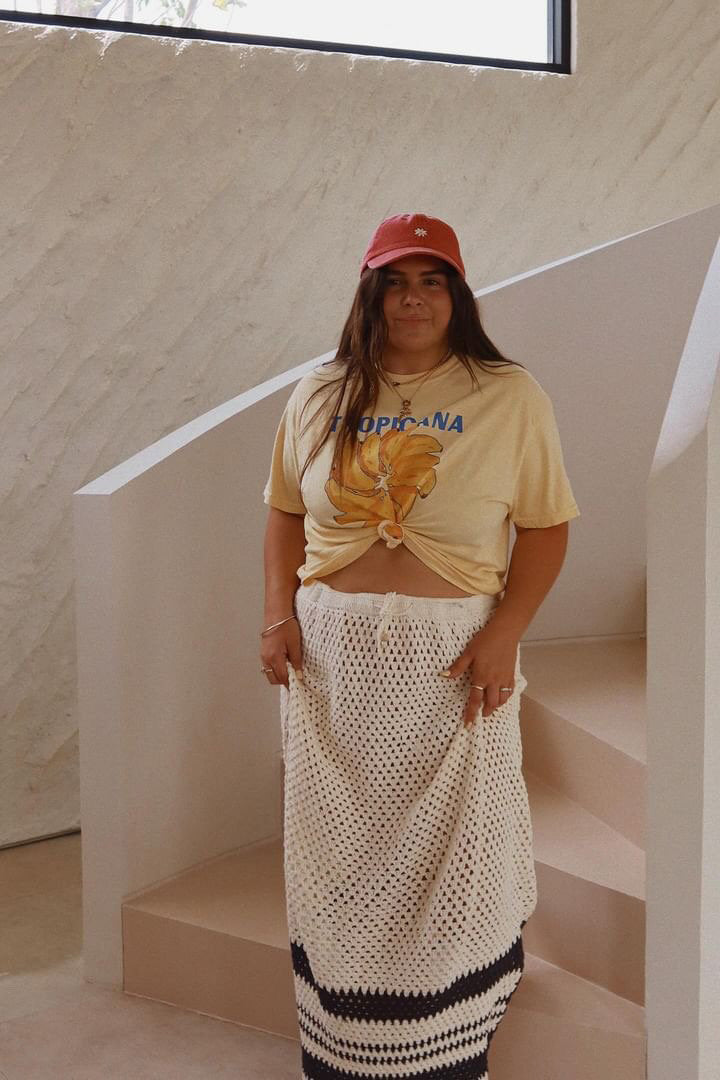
[0,833,301,1079]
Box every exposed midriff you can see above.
[314,537,479,597]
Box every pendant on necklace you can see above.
[399,400,413,419]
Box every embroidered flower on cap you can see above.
[414,227,428,237]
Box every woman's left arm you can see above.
[490,521,570,639]
[439,522,570,724]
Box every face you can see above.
[381,255,453,356]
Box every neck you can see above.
[381,345,451,376]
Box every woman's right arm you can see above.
[261,506,306,687]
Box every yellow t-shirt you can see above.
[262,353,580,596]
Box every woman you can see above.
[261,212,580,1079]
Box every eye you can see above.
[385,276,443,287]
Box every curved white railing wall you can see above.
[74,204,720,1080]
[645,227,720,1080]
[73,358,318,985]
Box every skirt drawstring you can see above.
[376,591,412,648]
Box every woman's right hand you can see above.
[260,617,304,688]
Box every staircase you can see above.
[488,636,647,1077]
[121,636,648,1078]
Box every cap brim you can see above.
[365,247,464,277]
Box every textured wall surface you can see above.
[1,3,719,844]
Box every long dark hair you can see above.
[297,261,526,488]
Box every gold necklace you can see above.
[380,348,452,421]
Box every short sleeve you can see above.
[262,387,307,515]
[510,387,580,528]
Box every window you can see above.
[3,0,571,73]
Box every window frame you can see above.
[0,0,571,74]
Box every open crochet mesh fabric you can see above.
[280,581,536,1080]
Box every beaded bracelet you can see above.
[260,614,297,637]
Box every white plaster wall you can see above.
[1,3,720,844]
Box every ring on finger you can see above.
[471,684,513,695]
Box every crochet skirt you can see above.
[279,580,537,1080]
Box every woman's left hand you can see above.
[439,622,520,727]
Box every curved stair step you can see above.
[519,637,646,847]
[492,950,646,1080]
[524,769,645,1003]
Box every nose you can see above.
[400,285,424,306]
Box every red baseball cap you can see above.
[360,212,466,278]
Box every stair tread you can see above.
[519,637,646,763]
[125,843,645,1036]
[516,951,645,1036]
[123,838,290,949]
[526,769,645,899]
[125,758,646,944]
